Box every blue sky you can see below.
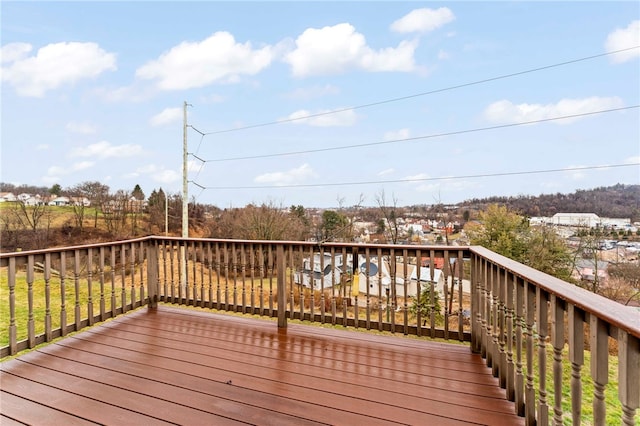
[2,1,639,208]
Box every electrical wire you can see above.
[200,105,639,162]
[199,46,639,136]
[193,163,639,190]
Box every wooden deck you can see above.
[1,305,523,425]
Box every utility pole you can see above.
[181,101,189,294]
[182,100,189,239]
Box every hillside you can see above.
[457,184,640,221]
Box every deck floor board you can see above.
[1,305,524,425]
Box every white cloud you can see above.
[390,7,455,33]
[66,121,97,134]
[605,20,640,63]
[625,156,640,164]
[284,84,340,100]
[285,108,358,127]
[69,140,143,158]
[150,107,182,127]
[254,163,316,185]
[383,128,410,141]
[483,96,624,124]
[136,31,273,90]
[564,165,587,180]
[1,42,116,97]
[284,23,418,77]
[1,42,32,63]
[36,144,49,151]
[437,49,450,60]
[46,161,95,180]
[153,169,181,184]
[378,168,395,176]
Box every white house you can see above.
[552,213,600,228]
[294,253,445,298]
[48,196,70,206]
[0,192,17,202]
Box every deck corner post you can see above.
[276,244,287,328]
[147,240,159,309]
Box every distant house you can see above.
[0,192,17,202]
[573,259,609,283]
[552,213,600,228]
[48,196,70,206]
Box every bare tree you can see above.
[102,190,130,238]
[7,200,52,249]
[376,189,401,244]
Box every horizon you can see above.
[2,2,639,208]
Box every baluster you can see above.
[429,252,437,338]
[389,248,396,333]
[98,247,106,321]
[185,242,192,304]
[377,248,383,332]
[139,241,145,305]
[146,241,158,309]
[568,304,584,425]
[341,247,348,327]
[294,247,302,321]
[365,248,372,331]
[130,243,136,308]
[276,244,286,328]
[241,245,247,312]
[470,254,479,352]
[74,250,81,330]
[168,242,175,303]
[330,248,337,326]
[268,245,274,316]
[505,271,515,402]
[8,257,17,355]
[120,245,127,311]
[485,262,494,369]
[161,241,168,302]
[223,242,230,310]
[26,255,35,348]
[498,265,507,386]
[87,248,94,325]
[216,242,222,310]
[207,243,213,309]
[456,250,464,341]
[317,248,325,323]
[249,244,255,314]
[491,264,501,377]
[60,253,68,337]
[199,242,205,307]
[536,287,549,424]
[257,244,263,315]
[414,249,421,336]
[524,281,536,425]
[618,332,639,426]
[232,243,238,310]
[304,246,313,321]
[402,248,408,335]
[292,246,302,319]
[109,248,116,317]
[443,250,450,340]
[483,259,492,362]
[44,253,52,341]
[550,295,565,425]
[191,242,197,305]
[514,276,525,416]
[590,315,609,425]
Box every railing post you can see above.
[618,331,639,426]
[568,305,584,425]
[277,245,287,328]
[147,241,158,309]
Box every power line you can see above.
[199,105,639,162]
[194,163,639,190]
[199,46,639,136]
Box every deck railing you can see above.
[1,236,638,424]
